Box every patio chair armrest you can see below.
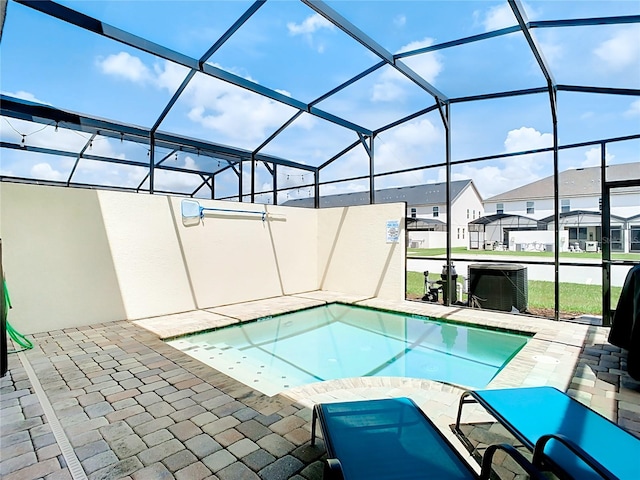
[533,433,616,480]
[480,443,546,480]
[323,458,345,480]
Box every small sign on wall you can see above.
[386,220,400,243]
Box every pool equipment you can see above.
[181,199,267,221]
[422,264,458,304]
[468,263,528,313]
[422,271,441,302]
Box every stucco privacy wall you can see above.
[1,182,405,333]
[317,204,405,299]
[0,182,127,333]
[174,197,318,308]
[97,191,195,319]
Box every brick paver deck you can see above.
[2,294,639,479]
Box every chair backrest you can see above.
[318,398,476,480]
[474,387,640,480]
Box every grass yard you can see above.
[406,271,622,317]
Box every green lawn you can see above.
[407,247,640,261]
[406,271,622,317]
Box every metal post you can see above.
[314,170,320,208]
[273,164,278,205]
[601,142,612,326]
[250,153,256,203]
[1,238,7,377]
[444,103,452,306]
[238,159,243,202]
[369,135,375,204]
[551,90,560,322]
[149,133,155,194]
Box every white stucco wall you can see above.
[317,203,405,300]
[0,183,127,332]
[408,231,447,249]
[1,183,404,333]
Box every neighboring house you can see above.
[283,180,484,248]
[479,163,640,252]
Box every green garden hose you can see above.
[3,280,33,352]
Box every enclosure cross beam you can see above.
[302,0,448,102]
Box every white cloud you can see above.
[287,13,335,53]
[481,4,516,31]
[580,146,614,168]
[538,40,563,66]
[287,14,334,36]
[30,162,65,181]
[478,2,538,32]
[446,127,553,198]
[371,70,408,102]
[625,99,640,117]
[2,90,50,104]
[327,118,442,190]
[184,73,296,145]
[95,55,303,147]
[154,61,186,92]
[394,15,406,28]
[503,126,552,152]
[594,26,640,71]
[372,38,442,102]
[96,52,153,84]
[398,38,443,84]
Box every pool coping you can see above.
[134,290,591,398]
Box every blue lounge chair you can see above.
[455,386,640,479]
[311,397,546,480]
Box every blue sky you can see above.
[1,0,639,201]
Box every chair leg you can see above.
[455,391,475,434]
[311,406,318,446]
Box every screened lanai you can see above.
[1,0,639,324]
[2,3,640,480]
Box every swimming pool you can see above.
[167,303,530,396]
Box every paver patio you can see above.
[1,294,639,480]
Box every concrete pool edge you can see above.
[134,291,592,400]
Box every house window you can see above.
[598,197,602,211]
[466,209,469,219]
[457,228,460,239]
[631,226,640,253]
[410,208,416,218]
[496,203,504,214]
[433,206,439,218]
[473,210,476,219]
[611,228,623,252]
[526,201,534,214]
[561,199,570,213]
[569,227,588,241]
[462,228,465,239]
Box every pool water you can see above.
[167,303,530,396]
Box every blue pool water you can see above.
[167,304,530,396]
